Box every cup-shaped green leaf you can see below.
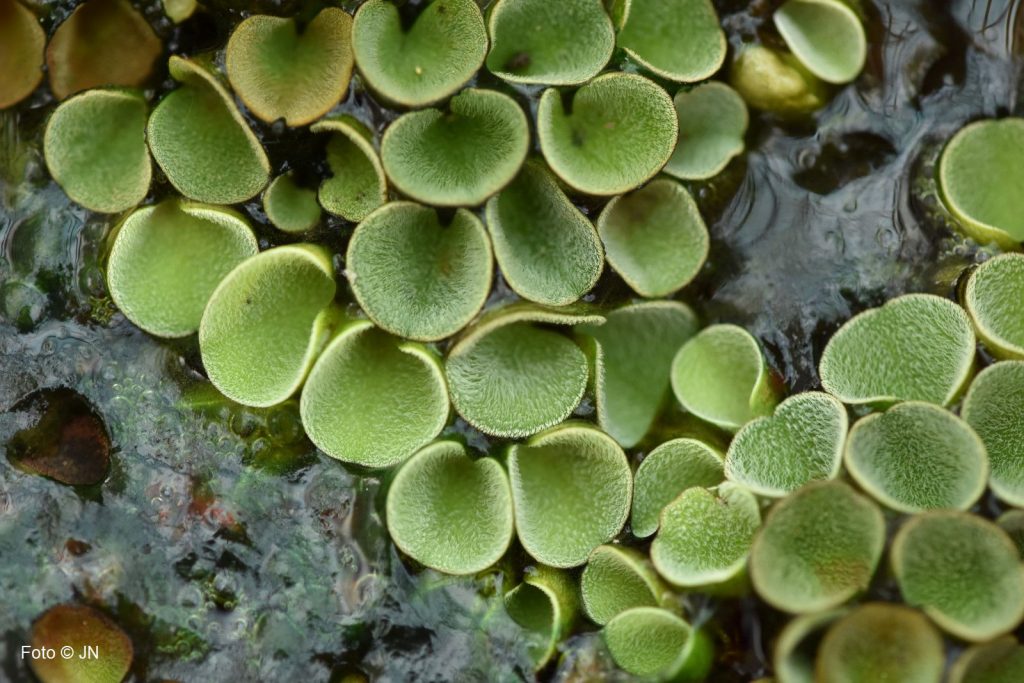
[750,480,885,614]
[446,305,602,438]
[774,609,847,683]
[43,88,150,213]
[485,0,613,85]
[46,0,162,100]
[725,392,847,497]
[30,604,132,683]
[730,45,827,114]
[504,564,579,669]
[671,324,779,432]
[950,636,1024,683]
[537,73,678,196]
[893,511,1024,641]
[666,82,748,181]
[940,119,1024,248]
[603,607,713,681]
[381,88,528,206]
[845,402,988,513]
[311,116,387,222]
[819,294,976,406]
[616,0,726,83]
[226,9,354,126]
[347,202,492,341]
[631,438,724,539]
[774,0,867,84]
[352,0,487,107]
[148,56,271,205]
[597,179,710,297]
[300,320,448,468]
[577,301,699,448]
[651,482,760,588]
[0,0,45,109]
[508,423,632,567]
[386,441,512,574]
[107,200,258,338]
[581,545,665,625]
[963,362,1024,506]
[263,173,321,234]
[815,603,944,683]
[485,160,603,306]
[964,254,1024,358]
[163,0,195,23]
[200,245,336,407]
[998,509,1024,558]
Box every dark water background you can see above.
[1,0,1022,680]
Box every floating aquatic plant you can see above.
[263,173,321,234]
[537,73,678,195]
[950,636,1024,683]
[504,564,579,669]
[577,301,699,448]
[352,0,487,107]
[844,401,988,513]
[602,607,713,681]
[346,202,492,341]
[773,609,847,683]
[998,509,1024,558]
[962,361,1024,506]
[107,200,258,338]
[730,45,826,114]
[30,604,132,683]
[43,88,150,213]
[508,423,631,567]
[148,56,270,205]
[773,0,867,85]
[819,293,976,406]
[311,115,387,222]
[893,512,1024,641]
[597,179,710,298]
[964,253,1024,358]
[615,0,726,83]
[666,82,749,181]
[485,160,604,307]
[630,438,724,539]
[162,0,195,24]
[385,440,512,574]
[226,9,354,126]
[581,545,665,625]
[486,0,613,85]
[0,0,45,109]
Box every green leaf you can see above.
[46,0,162,100]
[43,88,150,213]
[446,305,602,438]
[603,607,713,681]
[616,0,726,83]
[263,173,321,234]
[819,294,976,406]
[225,9,354,126]
[29,604,133,683]
[671,324,778,432]
[352,0,487,107]
[964,254,1024,358]
[773,609,848,683]
[581,545,665,626]
[651,483,760,588]
[950,636,1024,683]
[504,565,579,669]
[630,438,724,539]
[665,82,748,181]
[300,320,448,468]
[386,441,512,574]
[939,118,1024,248]
[485,159,604,306]
[199,244,336,407]
[508,423,632,567]
[750,481,885,614]
[998,510,1024,559]
[774,0,867,84]
[815,603,945,683]
[537,73,678,195]
[597,178,709,297]
[729,45,827,114]
[0,0,45,109]
[893,511,1024,642]
[725,392,847,497]
[485,0,613,85]
[381,88,528,206]
[162,0,196,23]
[107,200,258,338]
[578,301,699,448]
[845,401,988,513]
[347,201,492,341]
[963,362,1024,507]
[311,115,387,222]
